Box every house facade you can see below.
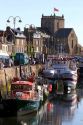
[14,34,26,53]
[33,30,50,58]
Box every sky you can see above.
[0,0,83,45]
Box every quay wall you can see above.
[0,64,44,86]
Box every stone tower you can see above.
[41,14,64,35]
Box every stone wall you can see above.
[0,64,43,85]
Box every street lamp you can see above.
[7,16,22,30]
[7,16,22,53]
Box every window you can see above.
[71,33,74,38]
[57,22,59,29]
[17,39,19,45]
[21,40,24,45]
[8,45,12,52]
[21,48,24,53]
[36,47,39,52]
[72,40,73,48]
[2,45,8,52]
[36,40,38,45]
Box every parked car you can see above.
[0,52,13,68]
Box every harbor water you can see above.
[0,87,83,125]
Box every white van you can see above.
[0,51,11,68]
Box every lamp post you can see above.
[7,16,22,53]
[7,16,22,30]
[7,16,22,77]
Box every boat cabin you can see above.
[11,81,35,99]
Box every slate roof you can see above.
[54,28,73,38]
[6,27,23,35]
[36,27,51,35]
[0,30,6,37]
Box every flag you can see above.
[54,8,59,12]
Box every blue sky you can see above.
[0,0,83,45]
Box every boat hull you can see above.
[43,69,59,79]
[1,99,40,117]
[62,71,78,90]
[63,79,77,90]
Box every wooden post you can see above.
[4,69,8,96]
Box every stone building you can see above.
[54,28,78,55]
[41,14,79,55]
[33,29,50,60]
[6,27,27,54]
[0,30,12,55]
[0,14,82,57]
[0,27,27,55]
[24,26,50,59]
[23,26,35,57]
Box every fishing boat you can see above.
[61,58,78,90]
[43,55,77,86]
[42,44,78,90]
[45,55,72,79]
[2,80,40,116]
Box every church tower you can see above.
[41,14,65,35]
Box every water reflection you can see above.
[0,112,38,125]
[38,91,78,125]
[1,89,83,125]
[17,112,38,125]
[77,78,83,89]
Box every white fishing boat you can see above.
[42,44,78,90]
[61,58,78,89]
[43,53,67,79]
